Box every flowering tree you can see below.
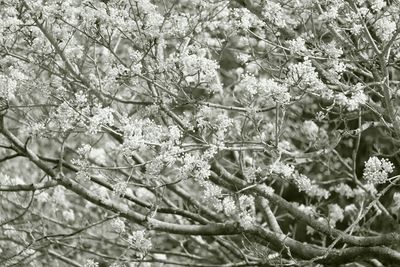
[1,0,400,266]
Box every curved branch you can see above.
[212,161,400,247]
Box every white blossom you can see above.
[302,120,319,141]
[331,183,354,198]
[62,209,75,222]
[180,53,221,92]
[238,195,255,229]
[128,230,152,253]
[37,192,50,203]
[113,182,128,197]
[306,184,330,199]
[375,14,396,41]
[287,37,307,54]
[344,204,358,217]
[294,174,312,192]
[363,156,394,184]
[321,41,343,58]
[336,83,367,111]
[88,106,114,134]
[270,162,295,178]
[203,181,222,199]
[3,225,17,238]
[287,58,326,93]
[297,204,317,217]
[262,2,287,28]
[222,196,237,216]
[111,218,126,233]
[83,259,98,267]
[328,204,344,227]
[370,0,386,12]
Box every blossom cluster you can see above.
[120,117,163,154]
[287,37,307,54]
[236,74,291,105]
[168,47,223,93]
[335,83,368,111]
[293,174,330,199]
[238,195,256,229]
[374,13,397,42]
[112,182,128,198]
[87,105,115,134]
[270,162,295,178]
[71,144,92,181]
[286,58,327,94]
[262,1,288,28]
[128,230,152,254]
[231,7,264,30]
[222,196,237,216]
[328,204,344,227]
[110,217,126,234]
[302,120,319,141]
[83,259,98,267]
[363,156,394,184]
[196,107,233,145]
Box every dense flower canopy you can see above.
[1,0,400,266]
